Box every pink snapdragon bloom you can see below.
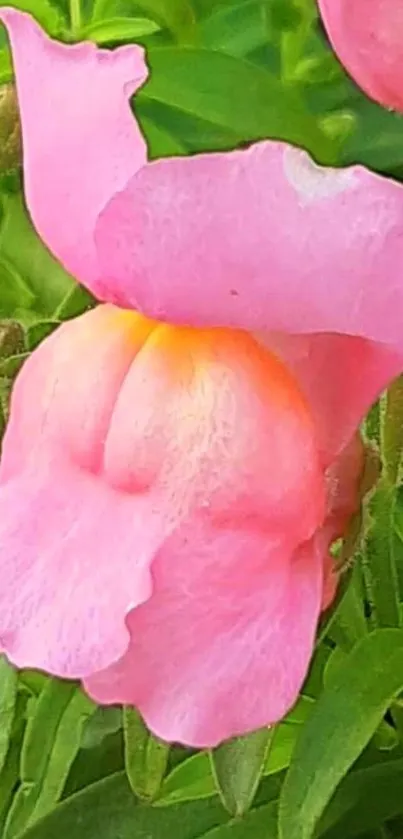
[1,10,403,746]
[318,0,403,112]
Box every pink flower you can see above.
[318,0,403,112]
[0,9,403,746]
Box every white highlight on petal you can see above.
[283,147,357,205]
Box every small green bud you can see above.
[0,84,22,175]
[0,319,25,360]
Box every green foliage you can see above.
[123,708,170,801]
[211,729,273,816]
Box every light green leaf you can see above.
[0,192,75,317]
[0,657,18,775]
[200,1,268,59]
[0,254,36,317]
[211,729,273,816]
[91,0,195,41]
[0,0,64,33]
[4,680,94,837]
[16,772,228,839]
[123,707,169,802]
[81,16,160,43]
[279,629,403,839]
[158,753,214,805]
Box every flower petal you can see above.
[85,527,324,747]
[4,10,403,357]
[95,144,403,352]
[263,332,401,463]
[0,7,148,291]
[86,427,364,748]
[318,0,403,112]
[0,307,159,674]
[0,464,153,674]
[0,307,325,695]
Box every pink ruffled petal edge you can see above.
[85,524,324,747]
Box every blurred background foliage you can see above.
[2,1,403,838]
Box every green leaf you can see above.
[319,758,403,838]
[381,377,403,485]
[211,728,273,816]
[140,114,187,157]
[0,657,18,775]
[199,1,269,59]
[279,629,403,839]
[0,255,36,317]
[123,707,170,802]
[0,0,65,33]
[81,16,160,43]
[81,707,122,750]
[158,719,305,806]
[363,480,401,628]
[4,680,94,837]
[140,48,332,161]
[0,694,28,832]
[326,569,368,652]
[158,753,214,805]
[91,0,196,41]
[52,281,95,321]
[16,772,228,839]
[0,193,75,318]
[63,730,124,798]
[202,802,278,838]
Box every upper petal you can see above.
[4,11,403,355]
[318,0,403,112]
[0,7,148,292]
[95,144,403,352]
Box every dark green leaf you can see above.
[140,48,332,160]
[279,629,403,839]
[81,707,122,750]
[17,772,228,839]
[63,730,124,798]
[319,758,403,838]
[203,802,278,838]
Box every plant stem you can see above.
[69,0,82,39]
